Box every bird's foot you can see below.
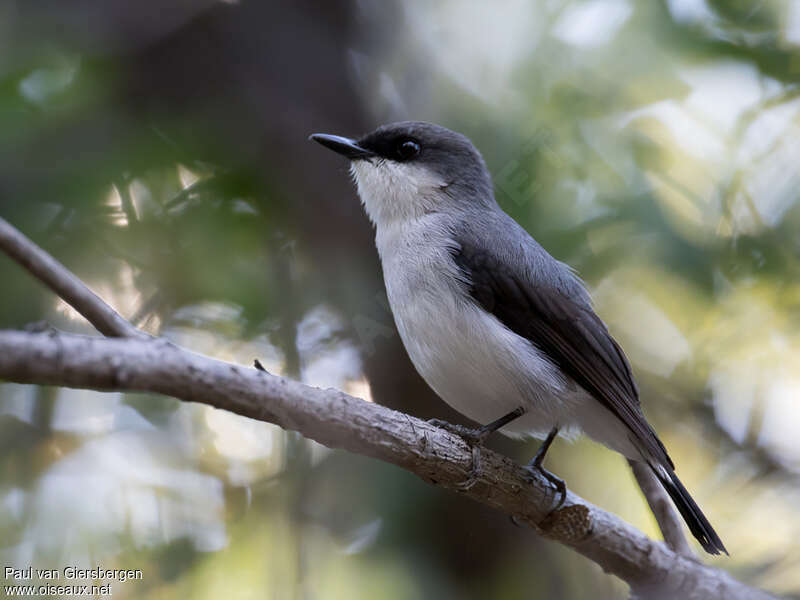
[428,408,527,491]
[427,419,490,491]
[524,462,567,510]
[521,426,566,508]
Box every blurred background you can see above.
[1,0,799,598]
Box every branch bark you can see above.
[0,330,776,600]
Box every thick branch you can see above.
[0,329,775,600]
[0,217,145,339]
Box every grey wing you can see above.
[451,239,673,469]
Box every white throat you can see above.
[350,160,449,227]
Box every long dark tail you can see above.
[652,466,728,555]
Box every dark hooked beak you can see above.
[309,133,375,160]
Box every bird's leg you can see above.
[428,406,526,445]
[428,407,526,491]
[524,427,566,508]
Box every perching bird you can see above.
[310,121,726,555]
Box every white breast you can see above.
[374,214,582,439]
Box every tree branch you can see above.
[0,212,705,559]
[0,330,775,600]
[0,217,145,339]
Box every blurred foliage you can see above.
[1,0,800,598]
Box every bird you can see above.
[309,121,727,555]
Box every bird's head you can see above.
[310,121,495,225]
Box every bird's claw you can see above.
[524,463,567,510]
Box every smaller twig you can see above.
[629,459,694,558]
[0,217,146,339]
[114,179,139,227]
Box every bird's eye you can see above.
[396,139,420,161]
